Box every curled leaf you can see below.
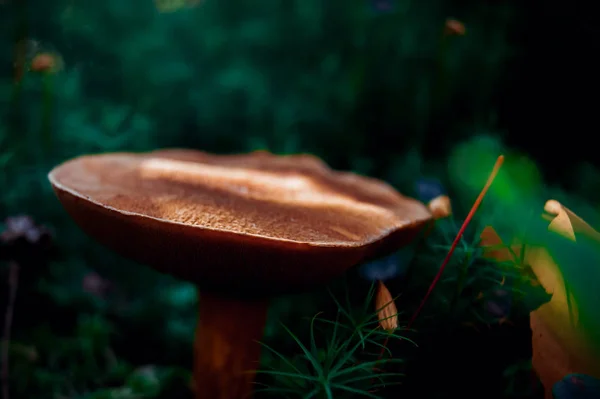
[543,200,600,243]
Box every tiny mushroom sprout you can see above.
[48,149,432,399]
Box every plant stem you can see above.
[2,261,20,399]
[12,0,28,86]
[408,155,504,328]
[7,0,28,162]
[371,156,505,388]
[41,74,54,153]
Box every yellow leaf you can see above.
[529,199,600,395]
[544,199,600,242]
[479,200,600,395]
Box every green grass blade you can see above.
[336,372,402,385]
[254,370,320,382]
[329,383,382,398]
[281,323,324,379]
[257,340,303,375]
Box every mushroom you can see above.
[48,149,432,399]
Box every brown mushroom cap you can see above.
[48,149,431,297]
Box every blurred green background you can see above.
[1,0,599,398]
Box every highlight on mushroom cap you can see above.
[48,149,431,296]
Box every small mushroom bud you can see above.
[376,281,398,332]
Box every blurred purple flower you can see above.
[1,215,50,245]
[370,0,394,12]
[0,215,53,263]
[359,250,413,281]
[82,272,111,298]
[415,178,446,203]
[484,289,512,318]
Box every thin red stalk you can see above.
[13,0,28,85]
[408,155,504,328]
[371,155,504,385]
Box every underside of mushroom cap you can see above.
[49,149,431,298]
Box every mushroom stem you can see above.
[194,289,268,399]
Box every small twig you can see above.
[2,261,20,399]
